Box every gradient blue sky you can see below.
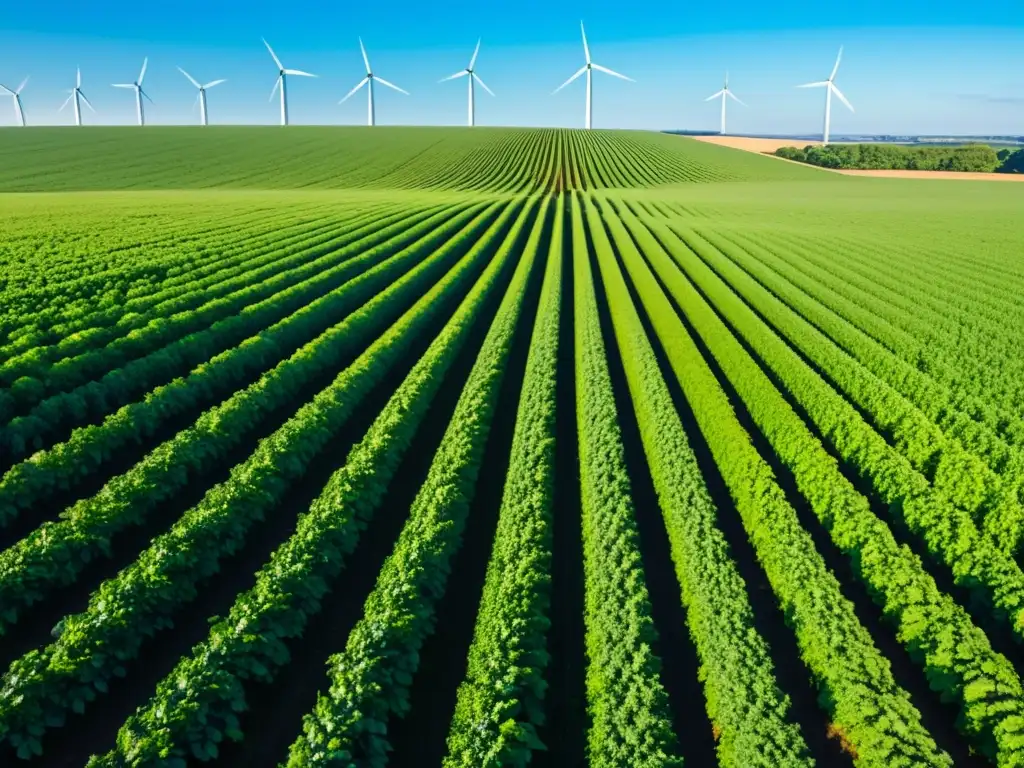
[1,0,1022,134]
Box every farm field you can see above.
[1,126,1024,768]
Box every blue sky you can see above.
[0,0,1022,134]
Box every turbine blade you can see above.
[263,38,284,70]
[193,92,201,111]
[830,46,843,81]
[79,91,96,111]
[138,57,148,84]
[141,88,154,104]
[283,69,316,77]
[439,70,469,82]
[339,77,368,104]
[727,91,746,106]
[796,81,828,88]
[112,83,135,88]
[178,67,202,89]
[16,76,28,94]
[0,84,13,96]
[725,70,729,88]
[705,90,724,101]
[359,38,371,74]
[591,63,633,82]
[472,72,494,96]
[77,67,81,88]
[59,93,73,111]
[374,76,409,95]
[831,83,854,112]
[203,79,226,88]
[580,21,591,64]
[553,65,587,94]
[269,75,281,101]
[469,38,481,70]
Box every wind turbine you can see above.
[178,67,226,126]
[705,72,745,135]
[340,38,409,126]
[0,77,28,126]
[112,58,153,126]
[553,21,633,130]
[59,68,95,126]
[439,39,494,127]
[264,38,316,126]
[797,47,854,145]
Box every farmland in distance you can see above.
[1,127,1023,767]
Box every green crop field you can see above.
[0,126,1023,768]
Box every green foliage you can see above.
[589,195,813,767]
[444,198,563,767]
[284,197,549,767]
[570,194,682,768]
[0,200,522,753]
[777,142,1002,172]
[86,198,540,767]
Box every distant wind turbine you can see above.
[553,21,633,130]
[439,39,494,127]
[705,72,745,135]
[112,58,153,126]
[797,47,854,145]
[340,38,409,127]
[59,68,95,126]
[178,67,226,126]
[264,38,316,126]
[0,77,29,126]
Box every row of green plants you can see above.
[751,224,1024,439]
[569,196,682,767]
[0,203,398,387]
[0,203,307,342]
[587,197,813,766]
[0,204,454,461]
[0,199,530,760]
[443,199,563,766]
[0,203,488,528]
[0,203,432,424]
[623,207,1024,765]
[283,197,550,767]
[703,225,1024,551]
[600,198,952,766]
[0,201,507,631]
[86,198,542,767]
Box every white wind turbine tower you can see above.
[112,58,153,126]
[264,39,316,126]
[705,72,745,135]
[553,21,633,130]
[178,67,226,126]
[0,77,29,126]
[797,47,854,145]
[59,69,95,126]
[340,38,409,126]
[439,39,494,127]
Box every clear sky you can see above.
[0,0,1022,134]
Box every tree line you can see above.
[776,143,1024,173]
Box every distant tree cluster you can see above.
[776,143,1024,173]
